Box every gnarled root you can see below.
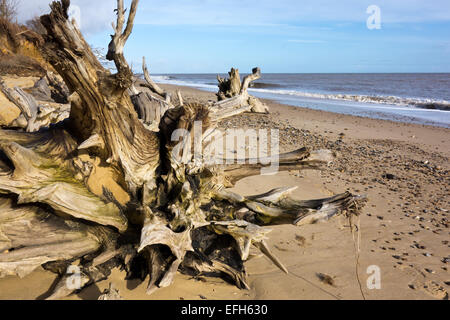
[0,81,70,132]
[0,197,113,279]
[215,67,268,115]
[0,0,368,299]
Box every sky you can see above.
[16,0,450,73]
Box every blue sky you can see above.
[18,0,450,73]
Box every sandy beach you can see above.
[0,80,448,300]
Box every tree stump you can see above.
[0,0,366,298]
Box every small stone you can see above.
[316,273,336,287]
[383,173,396,180]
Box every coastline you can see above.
[162,83,450,158]
[0,80,449,300]
[147,74,450,128]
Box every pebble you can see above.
[383,173,396,180]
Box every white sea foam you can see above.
[151,77,217,90]
[150,76,450,111]
[151,75,173,81]
[247,88,450,111]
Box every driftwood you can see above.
[129,57,175,131]
[0,0,366,299]
[98,283,124,300]
[215,67,269,116]
[30,72,70,103]
[0,197,105,278]
[131,63,268,128]
[30,78,52,102]
[0,80,70,132]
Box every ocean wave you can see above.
[151,75,173,81]
[150,76,450,111]
[247,88,450,111]
[151,77,218,90]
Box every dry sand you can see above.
[0,82,448,300]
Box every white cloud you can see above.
[135,0,450,25]
[17,0,117,34]
[16,0,450,34]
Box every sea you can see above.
[148,73,450,128]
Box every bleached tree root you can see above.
[0,0,367,299]
[130,57,175,131]
[98,283,124,300]
[0,81,70,132]
[0,197,111,279]
[0,130,127,231]
[215,67,268,115]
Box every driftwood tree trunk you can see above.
[129,57,175,132]
[0,80,70,132]
[215,67,269,116]
[0,0,366,299]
